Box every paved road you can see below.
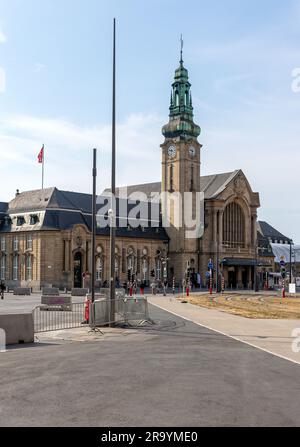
[148,296,300,365]
[1,305,300,427]
[0,292,85,314]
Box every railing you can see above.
[33,296,151,334]
[33,302,86,333]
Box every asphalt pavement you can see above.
[1,304,300,427]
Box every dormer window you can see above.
[4,216,12,226]
[17,216,25,226]
[30,215,39,225]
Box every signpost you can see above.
[280,257,286,299]
[208,259,213,295]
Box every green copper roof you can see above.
[162,52,201,141]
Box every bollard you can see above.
[84,297,91,323]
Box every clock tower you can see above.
[161,43,202,280]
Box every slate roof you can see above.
[0,202,8,213]
[258,221,291,243]
[0,188,169,240]
[8,187,93,214]
[104,170,240,200]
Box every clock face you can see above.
[189,145,196,157]
[168,145,176,159]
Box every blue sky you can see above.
[0,0,300,241]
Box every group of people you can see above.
[123,279,147,296]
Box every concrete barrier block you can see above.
[0,313,34,345]
[13,288,31,296]
[41,296,72,311]
[42,287,60,296]
[71,288,89,297]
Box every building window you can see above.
[115,258,119,279]
[175,90,179,107]
[30,215,39,225]
[13,255,19,281]
[190,165,194,191]
[223,202,245,248]
[26,234,33,250]
[96,257,103,282]
[0,237,5,252]
[13,236,19,252]
[155,257,162,281]
[185,90,189,106]
[142,258,148,281]
[0,256,6,280]
[169,164,174,192]
[127,253,135,281]
[17,216,25,226]
[26,256,32,281]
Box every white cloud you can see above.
[34,63,47,73]
[0,113,163,199]
[0,68,5,93]
[0,28,6,43]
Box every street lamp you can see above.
[289,239,294,284]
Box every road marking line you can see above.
[149,299,300,366]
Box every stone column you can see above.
[212,209,218,252]
[251,213,257,249]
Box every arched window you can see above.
[175,91,179,107]
[142,258,148,281]
[223,203,245,248]
[115,258,119,278]
[96,257,103,282]
[155,257,162,281]
[127,251,135,281]
[185,90,189,106]
[190,165,194,191]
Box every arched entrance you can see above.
[74,252,83,288]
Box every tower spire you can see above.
[162,40,201,141]
[180,34,184,66]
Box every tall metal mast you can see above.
[109,18,116,325]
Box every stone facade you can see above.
[0,226,168,290]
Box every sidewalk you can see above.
[148,295,300,365]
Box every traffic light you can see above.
[281,267,286,279]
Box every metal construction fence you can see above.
[33,296,151,334]
[33,302,87,333]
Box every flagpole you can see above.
[109,18,116,326]
[42,144,45,191]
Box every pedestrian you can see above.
[151,281,156,295]
[163,279,168,296]
[0,281,5,300]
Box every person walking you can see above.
[163,279,168,296]
[0,281,5,300]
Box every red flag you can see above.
[38,145,44,164]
